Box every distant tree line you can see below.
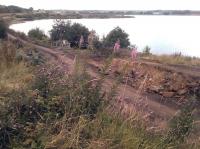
[0,5,33,13]
[15,13,50,21]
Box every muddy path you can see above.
[9,34,194,130]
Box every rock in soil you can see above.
[177,89,188,95]
[162,91,175,98]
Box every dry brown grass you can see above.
[0,41,33,92]
[0,63,32,92]
[143,54,200,66]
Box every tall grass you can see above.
[0,41,16,66]
[0,41,32,92]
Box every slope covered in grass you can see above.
[0,40,199,149]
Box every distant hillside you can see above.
[0,5,33,13]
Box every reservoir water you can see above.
[10,15,200,57]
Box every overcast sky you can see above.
[1,0,200,10]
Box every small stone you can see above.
[162,92,175,98]
[188,82,198,87]
[170,84,181,91]
[104,71,110,75]
[45,145,57,149]
[23,139,33,146]
[114,70,121,75]
[151,86,161,93]
[178,89,187,95]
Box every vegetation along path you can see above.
[8,33,200,131]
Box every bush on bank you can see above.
[28,28,47,40]
[0,19,7,39]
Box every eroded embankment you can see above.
[107,59,200,105]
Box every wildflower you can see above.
[113,39,120,53]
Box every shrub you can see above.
[50,20,90,48]
[163,99,196,146]
[17,32,27,40]
[50,20,70,41]
[69,23,90,47]
[93,36,103,50]
[28,28,46,40]
[92,48,113,58]
[0,20,7,39]
[0,60,104,148]
[32,62,103,117]
[143,46,151,55]
[103,27,130,48]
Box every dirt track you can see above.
[141,61,200,79]
[8,33,200,130]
